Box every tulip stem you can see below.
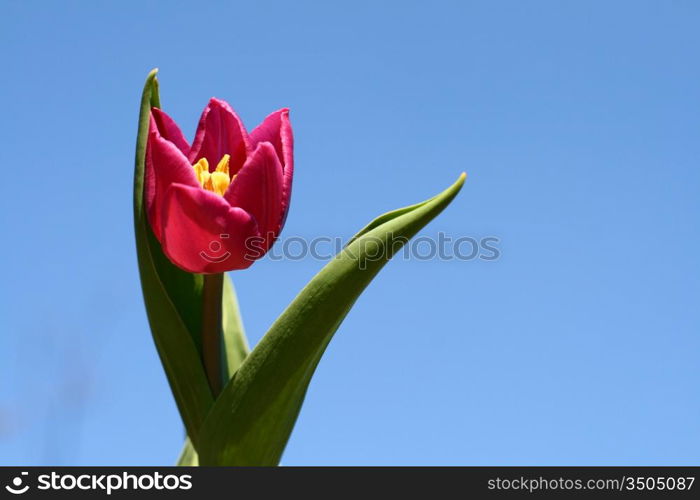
[201,273,224,397]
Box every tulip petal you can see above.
[249,108,292,170]
[249,109,294,226]
[151,107,191,155]
[146,115,200,239]
[225,142,284,252]
[189,98,249,175]
[160,183,260,274]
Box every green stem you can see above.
[201,273,224,397]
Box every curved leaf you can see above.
[221,273,251,381]
[198,173,466,465]
[133,69,213,444]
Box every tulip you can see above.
[145,98,293,274]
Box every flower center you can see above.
[192,154,232,196]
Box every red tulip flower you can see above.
[145,99,293,273]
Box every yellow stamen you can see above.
[215,154,230,175]
[193,158,211,186]
[206,171,231,196]
[192,154,232,196]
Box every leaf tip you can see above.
[144,69,161,109]
[145,68,159,92]
[447,172,466,197]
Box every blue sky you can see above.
[1,0,698,465]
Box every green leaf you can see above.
[176,436,199,466]
[133,69,213,445]
[197,173,466,465]
[221,273,251,381]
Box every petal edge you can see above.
[160,183,260,273]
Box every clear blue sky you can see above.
[1,1,698,465]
